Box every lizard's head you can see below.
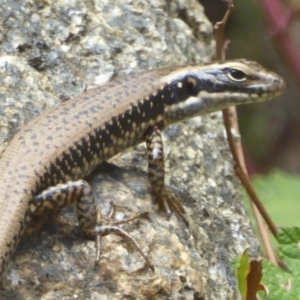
[162,59,286,124]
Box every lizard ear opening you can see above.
[186,76,199,96]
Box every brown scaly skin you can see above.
[0,60,285,278]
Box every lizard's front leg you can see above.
[146,126,189,226]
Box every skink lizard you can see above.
[0,60,285,277]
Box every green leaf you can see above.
[237,248,250,299]
[236,248,265,300]
[258,227,300,299]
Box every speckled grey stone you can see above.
[0,0,259,299]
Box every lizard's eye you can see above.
[228,68,247,82]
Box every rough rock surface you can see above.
[0,0,259,299]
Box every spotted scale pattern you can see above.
[0,67,174,275]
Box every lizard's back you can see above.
[0,67,172,274]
